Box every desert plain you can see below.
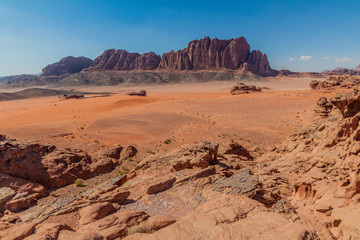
[1,75,360,240]
[0,77,328,154]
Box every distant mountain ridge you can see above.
[86,36,278,77]
[0,36,283,88]
[322,65,360,75]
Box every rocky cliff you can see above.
[42,56,93,76]
[86,37,277,76]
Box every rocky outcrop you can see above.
[330,88,360,118]
[310,75,360,90]
[314,97,333,117]
[42,56,93,76]
[256,88,360,239]
[230,82,262,95]
[0,132,336,239]
[130,195,321,240]
[85,37,278,76]
[0,135,137,189]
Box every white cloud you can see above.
[289,57,294,61]
[300,56,312,61]
[336,57,352,62]
[321,57,330,60]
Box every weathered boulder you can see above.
[127,91,147,97]
[330,89,360,117]
[314,97,333,117]
[230,83,262,95]
[170,142,219,171]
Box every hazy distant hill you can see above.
[322,65,360,75]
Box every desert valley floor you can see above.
[1,76,359,239]
[0,77,331,154]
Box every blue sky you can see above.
[0,0,359,75]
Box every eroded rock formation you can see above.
[0,135,137,212]
[258,88,360,239]
[310,75,360,90]
[314,97,333,117]
[230,82,262,95]
[85,36,278,76]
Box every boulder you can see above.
[230,83,262,95]
[330,89,360,117]
[127,91,147,97]
[314,97,333,117]
[170,142,219,171]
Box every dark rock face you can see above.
[88,49,160,71]
[159,37,251,71]
[42,56,93,76]
[86,37,277,76]
[133,52,161,70]
[245,50,272,76]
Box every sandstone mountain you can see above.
[42,56,93,76]
[86,36,278,76]
[356,64,360,71]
